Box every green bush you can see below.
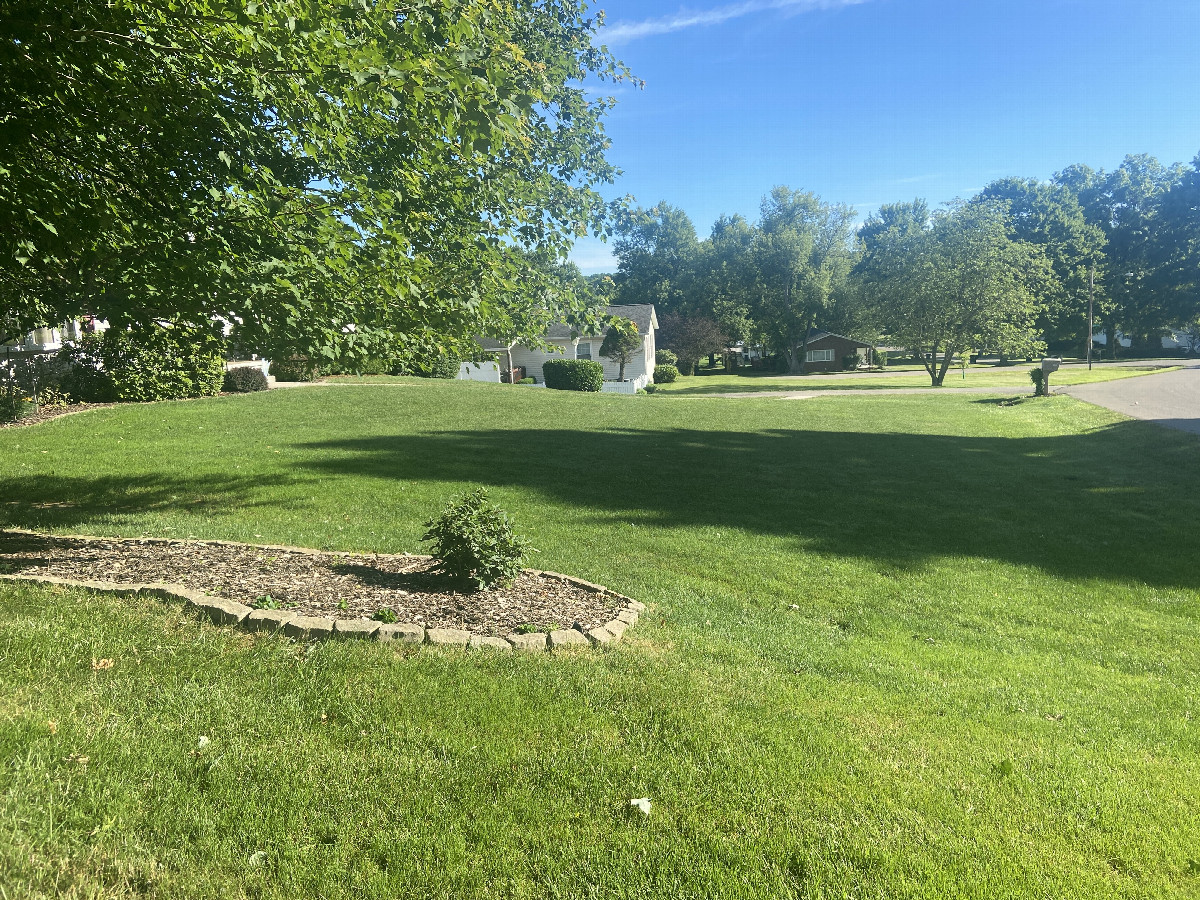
[0,385,34,423]
[518,377,535,384]
[542,358,603,392]
[1029,367,1046,396]
[222,366,270,393]
[655,348,678,367]
[61,325,225,402]
[642,384,658,394]
[653,364,679,384]
[427,355,460,379]
[270,356,321,382]
[421,488,533,590]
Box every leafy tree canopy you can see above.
[2,0,627,365]
[857,199,1051,385]
[598,315,639,380]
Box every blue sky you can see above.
[568,0,1200,274]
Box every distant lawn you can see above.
[2,382,1198,898]
[655,364,1180,395]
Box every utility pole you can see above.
[1087,263,1095,370]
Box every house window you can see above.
[576,341,592,360]
[806,348,834,363]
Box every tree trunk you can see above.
[786,344,801,374]
[618,359,626,380]
[924,343,941,386]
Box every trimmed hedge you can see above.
[653,364,679,384]
[223,366,270,393]
[270,356,321,382]
[542,358,603,392]
[61,325,225,402]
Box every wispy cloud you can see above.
[603,0,871,43]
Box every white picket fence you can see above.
[600,373,649,394]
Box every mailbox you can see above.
[1040,357,1062,374]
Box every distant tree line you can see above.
[606,153,1200,384]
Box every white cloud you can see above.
[603,0,871,43]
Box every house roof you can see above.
[806,329,871,348]
[544,304,658,340]
[480,304,659,349]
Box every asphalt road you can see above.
[1060,360,1200,435]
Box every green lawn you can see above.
[2,382,1198,898]
[654,364,1179,394]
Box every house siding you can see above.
[803,335,868,372]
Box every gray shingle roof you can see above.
[483,304,658,346]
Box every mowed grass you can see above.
[653,364,1179,395]
[1,382,1198,898]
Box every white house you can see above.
[477,304,659,393]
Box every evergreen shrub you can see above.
[653,364,679,384]
[223,366,270,393]
[542,358,603,391]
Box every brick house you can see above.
[802,330,872,372]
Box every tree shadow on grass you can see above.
[0,472,303,532]
[294,419,1200,590]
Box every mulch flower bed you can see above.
[0,402,115,428]
[0,530,627,638]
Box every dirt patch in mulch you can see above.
[0,531,627,638]
[0,402,115,428]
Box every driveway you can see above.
[1060,360,1200,435]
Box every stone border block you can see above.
[188,596,252,626]
[586,626,617,645]
[244,609,296,632]
[376,623,424,643]
[468,635,513,652]
[548,629,589,650]
[426,628,471,647]
[282,616,335,640]
[604,619,629,638]
[509,632,548,652]
[332,620,379,640]
[616,609,639,626]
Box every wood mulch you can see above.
[0,402,114,427]
[0,531,626,638]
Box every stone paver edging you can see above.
[0,532,646,653]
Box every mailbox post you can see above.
[1040,356,1062,394]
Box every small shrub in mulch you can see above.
[421,489,533,590]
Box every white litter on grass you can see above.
[630,798,651,816]
[197,735,210,750]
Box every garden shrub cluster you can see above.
[0,354,73,421]
[222,366,270,393]
[417,354,461,379]
[542,358,603,392]
[61,325,225,402]
[655,348,678,367]
[653,364,679,384]
[421,488,533,590]
[269,356,322,382]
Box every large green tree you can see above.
[753,187,855,373]
[1,0,625,363]
[611,203,701,316]
[1055,155,1187,353]
[977,177,1106,354]
[857,199,1051,386]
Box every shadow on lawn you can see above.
[0,472,302,531]
[294,419,1200,590]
